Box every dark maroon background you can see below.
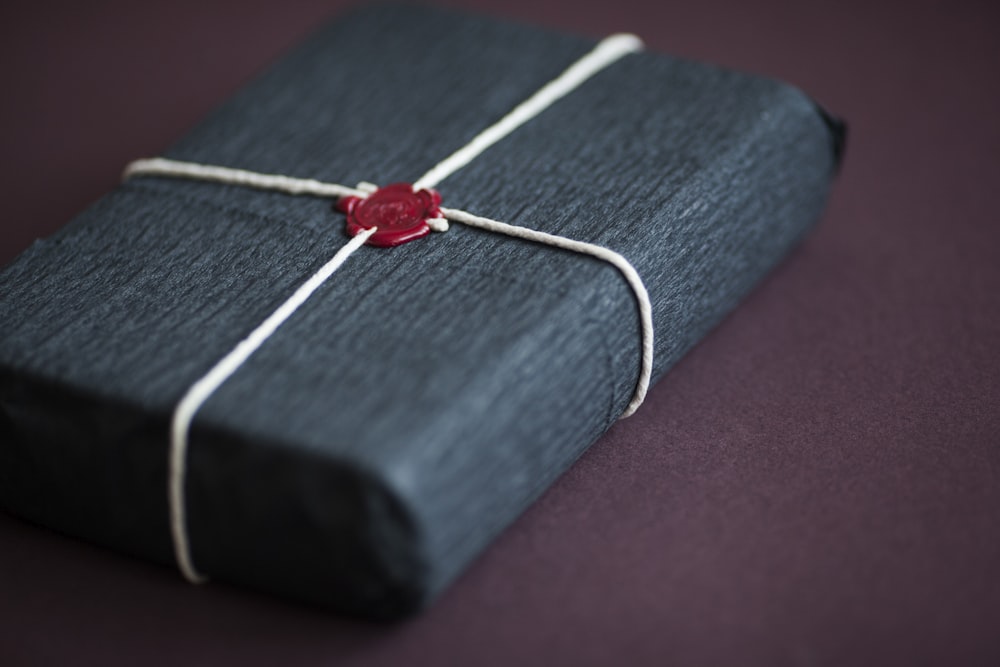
[2,1,998,665]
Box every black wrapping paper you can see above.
[0,5,842,618]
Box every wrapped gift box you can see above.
[0,5,843,618]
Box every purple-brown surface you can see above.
[1,0,998,665]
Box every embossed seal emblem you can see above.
[336,183,443,247]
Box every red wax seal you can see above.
[336,183,442,247]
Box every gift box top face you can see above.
[0,4,840,617]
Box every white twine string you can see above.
[440,207,652,417]
[413,33,643,190]
[123,159,366,199]
[168,227,376,583]
[124,33,649,584]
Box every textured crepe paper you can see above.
[0,5,840,618]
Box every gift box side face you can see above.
[0,5,841,617]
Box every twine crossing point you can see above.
[123,33,651,585]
